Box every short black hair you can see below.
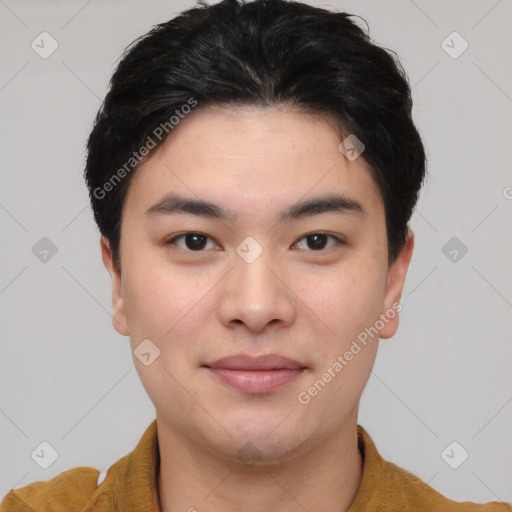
[85,0,426,268]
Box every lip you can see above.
[203,354,307,394]
[205,354,306,371]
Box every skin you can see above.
[101,105,414,512]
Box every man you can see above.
[2,0,510,510]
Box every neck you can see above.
[157,412,363,512]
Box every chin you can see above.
[210,421,313,466]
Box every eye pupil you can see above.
[185,233,207,250]
[307,234,328,250]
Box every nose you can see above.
[218,247,297,333]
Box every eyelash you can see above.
[164,231,346,253]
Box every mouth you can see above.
[202,354,307,394]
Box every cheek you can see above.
[122,265,185,341]
[122,260,217,356]
[298,261,386,345]
[121,265,204,415]
[298,265,383,410]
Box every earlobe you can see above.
[379,228,414,339]
[100,236,129,336]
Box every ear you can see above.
[379,228,414,339]
[100,236,129,336]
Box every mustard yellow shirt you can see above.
[2,420,511,512]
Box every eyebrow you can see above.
[145,192,366,222]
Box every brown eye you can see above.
[166,232,218,251]
[294,233,343,251]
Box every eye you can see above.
[293,232,344,252]
[165,232,220,252]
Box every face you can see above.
[101,105,413,463]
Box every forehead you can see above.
[123,105,383,223]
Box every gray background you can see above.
[1,0,511,504]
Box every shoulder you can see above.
[355,425,512,512]
[382,459,512,512]
[0,466,100,512]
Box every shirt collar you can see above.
[84,419,161,512]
